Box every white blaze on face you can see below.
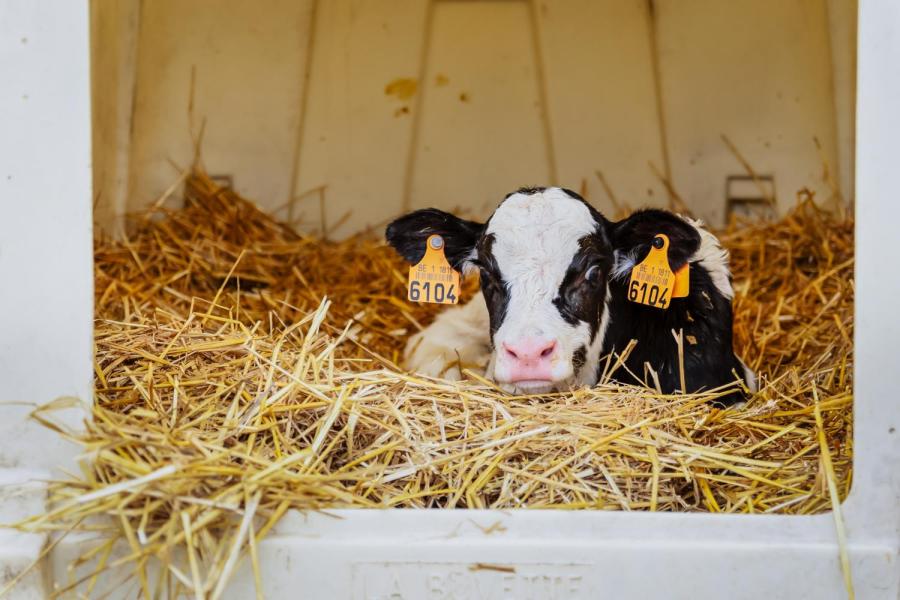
[485,188,600,393]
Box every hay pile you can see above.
[17,173,853,597]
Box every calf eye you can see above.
[585,264,602,283]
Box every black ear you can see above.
[385,208,484,271]
[608,209,701,275]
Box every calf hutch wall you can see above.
[1,0,898,599]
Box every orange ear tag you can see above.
[407,235,461,305]
[627,233,680,309]
[672,263,690,298]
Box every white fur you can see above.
[683,216,733,300]
[739,357,758,392]
[486,189,600,392]
[611,248,638,281]
[404,291,491,380]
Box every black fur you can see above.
[604,211,746,405]
[608,209,700,273]
[572,345,587,373]
[473,234,509,339]
[553,234,612,341]
[385,208,484,271]
[506,186,548,199]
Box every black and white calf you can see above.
[386,187,756,404]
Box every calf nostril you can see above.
[504,345,519,360]
[540,343,556,358]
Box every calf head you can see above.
[386,188,705,394]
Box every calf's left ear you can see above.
[607,209,701,275]
[385,208,484,271]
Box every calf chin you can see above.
[498,380,558,395]
[491,376,572,396]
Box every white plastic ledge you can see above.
[222,509,897,599]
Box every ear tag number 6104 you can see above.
[627,233,689,309]
[407,234,460,305]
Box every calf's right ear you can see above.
[385,208,484,271]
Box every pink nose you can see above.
[502,338,558,382]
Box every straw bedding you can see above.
[17,172,853,596]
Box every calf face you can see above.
[387,187,613,393]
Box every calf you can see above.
[386,187,755,404]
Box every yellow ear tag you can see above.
[407,234,461,305]
[672,263,690,298]
[627,233,679,309]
